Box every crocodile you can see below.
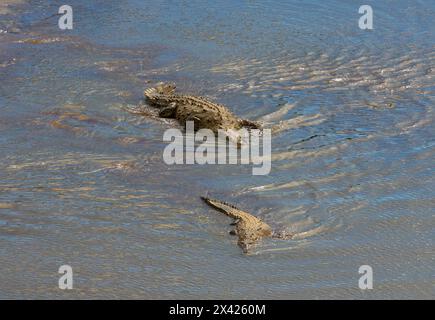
[141,82,261,144]
[201,196,293,253]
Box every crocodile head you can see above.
[154,82,176,95]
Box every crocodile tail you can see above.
[201,196,242,218]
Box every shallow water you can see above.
[0,0,434,299]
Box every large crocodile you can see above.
[201,196,293,253]
[141,83,261,144]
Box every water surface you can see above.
[0,0,434,299]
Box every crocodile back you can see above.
[236,219,272,253]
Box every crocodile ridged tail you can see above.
[201,196,242,218]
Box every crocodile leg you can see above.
[230,219,240,226]
[185,114,202,131]
[238,119,262,129]
[271,230,294,240]
[158,102,177,118]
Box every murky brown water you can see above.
[0,0,434,299]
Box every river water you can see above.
[0,0,433,299]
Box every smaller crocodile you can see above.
[142,83,261,144]
[201,196,293,253]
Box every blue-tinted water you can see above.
[0,0,433,298]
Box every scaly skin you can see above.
[143,83,261,138]
[201,196,292,253]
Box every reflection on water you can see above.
[0,0,434,299]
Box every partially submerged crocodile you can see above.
[142,83,261,144]
[201,196,293,253]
